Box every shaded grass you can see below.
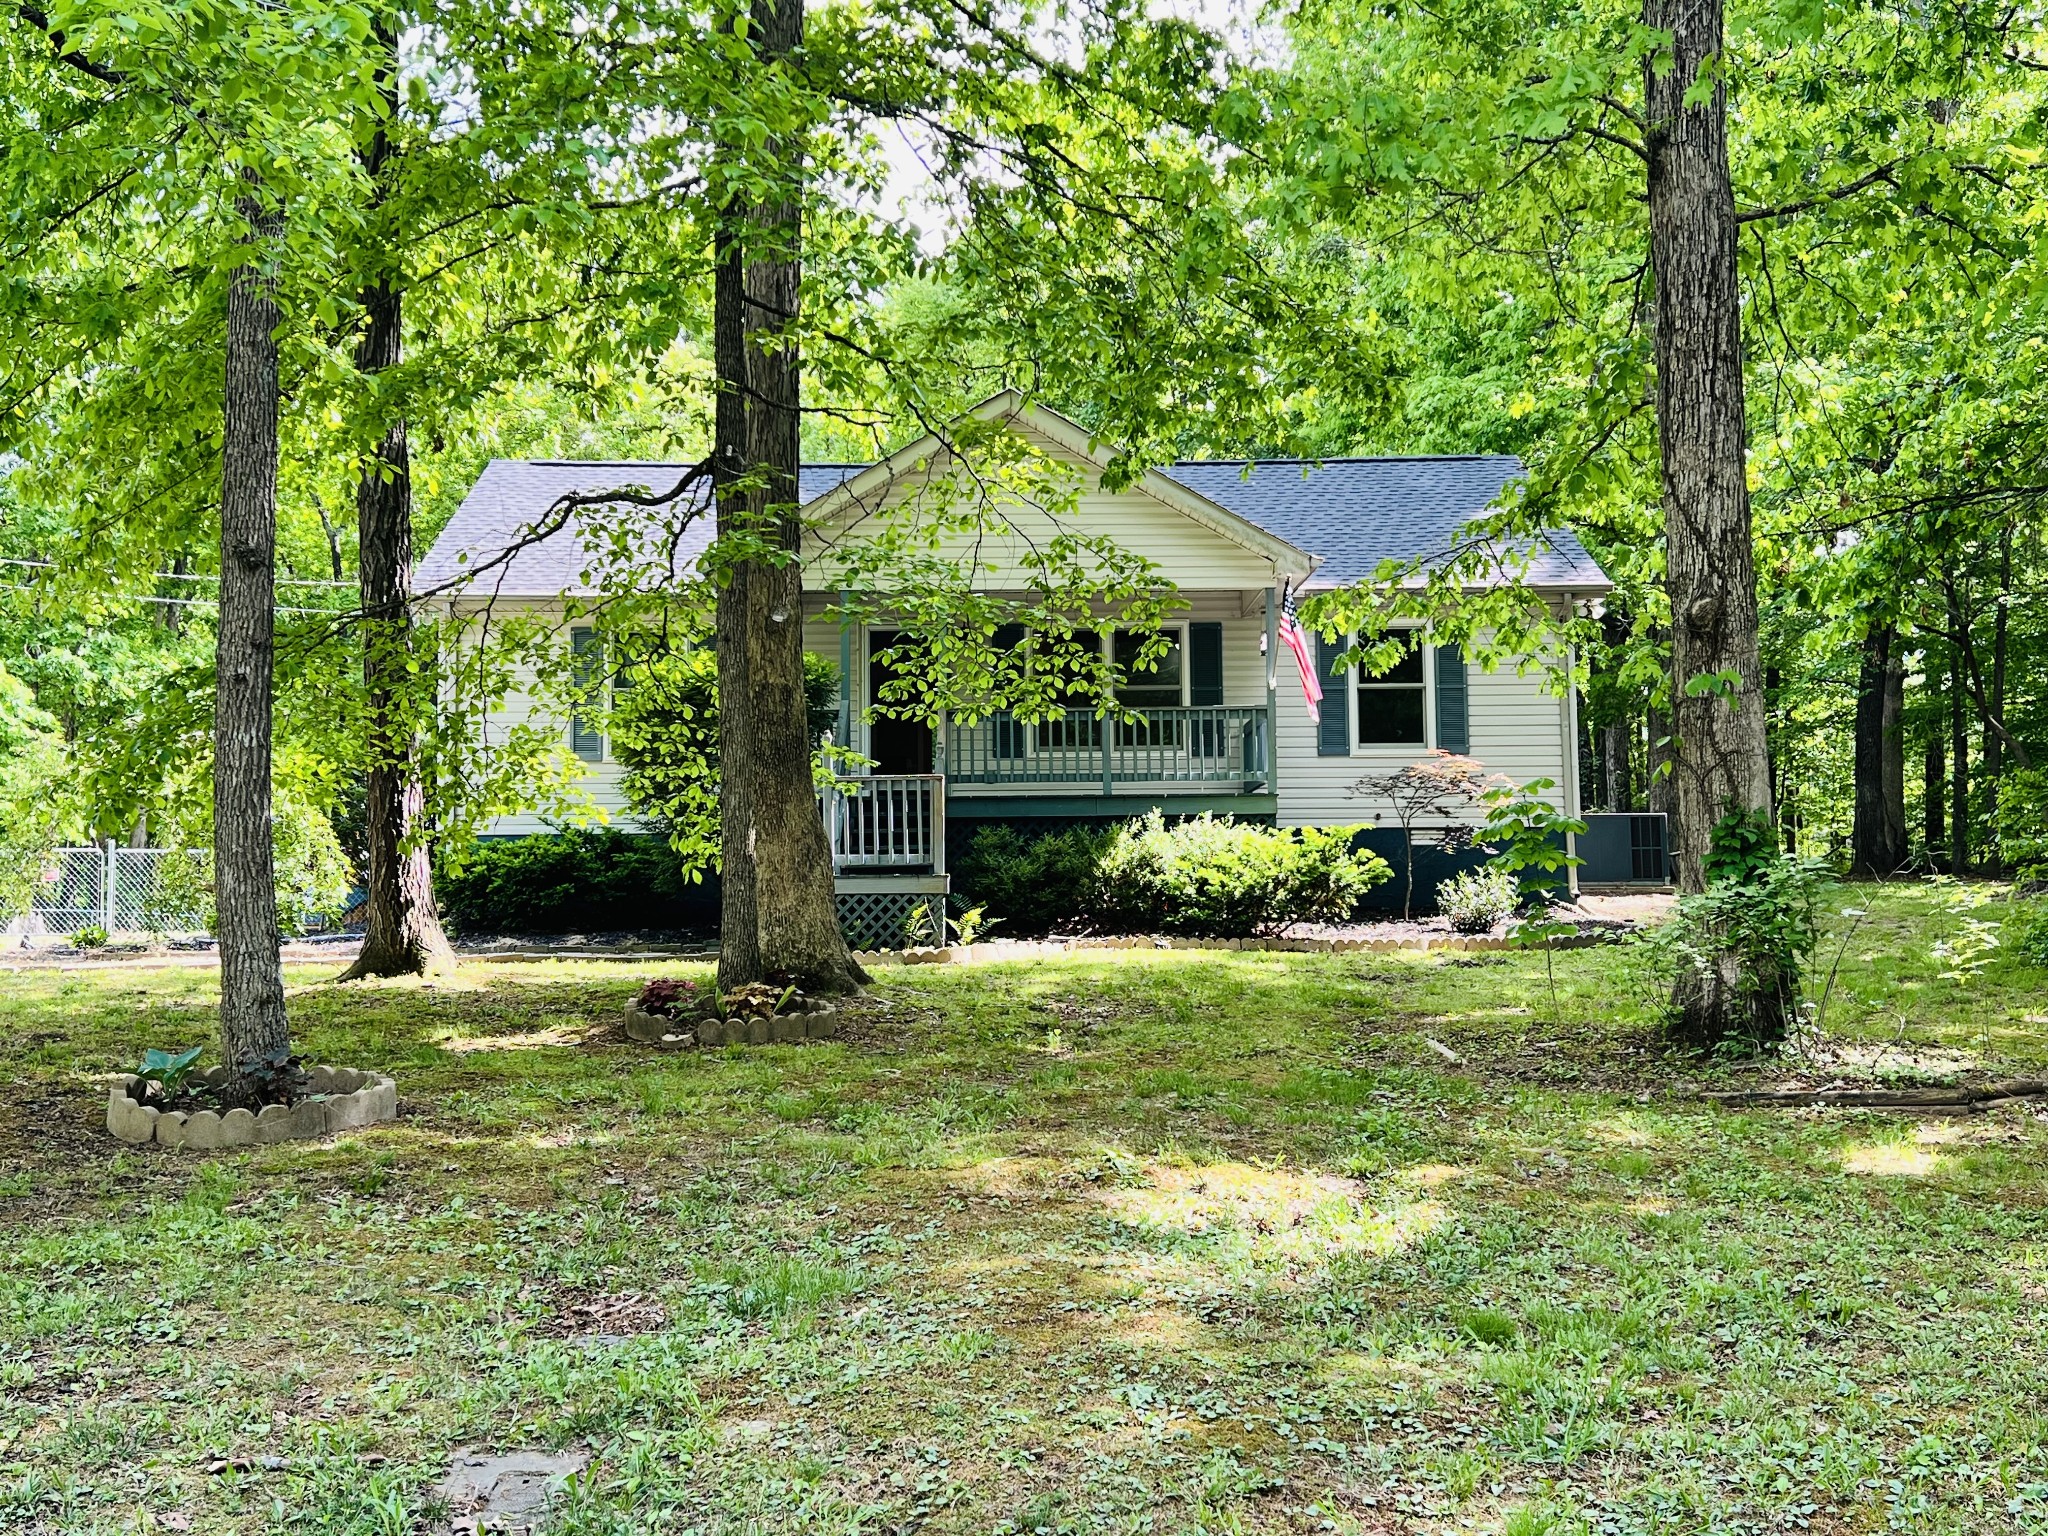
[2,885,2046,1534]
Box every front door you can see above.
[867,630,934,775]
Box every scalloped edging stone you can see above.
[622,1001,838,1047]
[107,1064,398,1149]
[849,931,1613,967]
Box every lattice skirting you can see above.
[836,890,931,951]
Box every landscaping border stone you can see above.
[850,931,1614,967]
[621,1001,837,1048]
[107,1064,398,1149]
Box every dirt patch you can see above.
[1284,901,1642,945]
[436,1447,590,1536]
[537,1289,669,1341]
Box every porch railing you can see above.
[945,706,1270,790]
[822,774,945,872]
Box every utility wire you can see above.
[0,557,358,589]
[0,582,350,617]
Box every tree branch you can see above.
[1736,162,1898,224]
[17,2,127,84]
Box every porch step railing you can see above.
[945,706,1270,790]
[822,774,945,872]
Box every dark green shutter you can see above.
[570,627,604,761]
[1316,632,1350,756]
[1434,643,1469,753]
[1189,622,1224,706]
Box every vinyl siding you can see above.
[803,422,1290,593]
[442,599,649,839]
[1273,641,1571,826]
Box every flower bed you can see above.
[107,1065,397,1149]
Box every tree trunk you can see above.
[1986,525,2011,873]
[1851,623,1907,875]
[1601,716,1633,810]
[1882,630,1905,864]
[1924,706,1946,872]
[1764,663,1795,852]
[1948,587,1971,876]
[217,184,292,1087]
[1643,0,1777,1047]
[1597,610,1633,810]
[1646,698,1676,822]
[340,25,456,982]
[1578,709,1600,818]
[712,0,866,997]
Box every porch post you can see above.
[1265,584,1279,797]
[838,592,852,758]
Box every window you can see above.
[1113,628,1184,747]
[1014,626,1190,749]
[1355,630,1428,747]
[1035,628,1103,749]
[569,628,606,761]
[1113,628,1183,708]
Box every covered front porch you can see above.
[808,547,1305,947]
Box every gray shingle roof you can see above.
[415,460,865,597]
[419,452,1609,597]
[1162,456,1606,590]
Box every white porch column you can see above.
[1265,583,1280,800]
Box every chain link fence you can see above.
[30,847,210,937]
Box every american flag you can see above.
[1277,583,1323,725]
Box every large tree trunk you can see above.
[217,185,292,1088]
[712,0,866,997]
[340,27,456,982]
[1850,623,1907,876]
[1643,0,1778,1048]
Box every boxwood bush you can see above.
[953,823,1113,934]
[955,812,1389,938]
[437,829,715,935]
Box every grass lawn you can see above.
[5,883,2048,1536]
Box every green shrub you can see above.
[953,823,1112,934]
[436,828,713,935]
[1438,865,1518,933]
[957,815,1388,937]
[1647,811,1834,1052]
[1094,812,1389,937]
[1996,768,2048,881]
[2011,905,2048,971]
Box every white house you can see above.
[420,393,1655,941]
